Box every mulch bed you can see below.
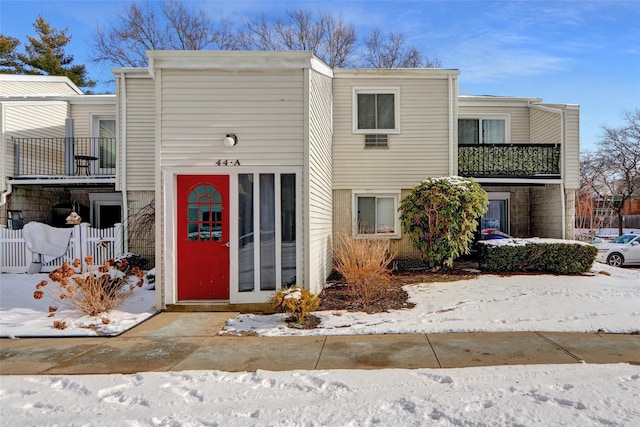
[291,267,478,329]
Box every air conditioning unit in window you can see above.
[364,134,388,148]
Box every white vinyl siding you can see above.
[123,76,155,191]
[159,69,305,168]
[2,102,67,178]
[333,73,455,189]
[0,79,81,96]
[563,106,580,189]
[306,69,334,295]
[530,107,562,143]
[3,102,67,139]
[69,103,115,137]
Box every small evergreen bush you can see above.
[270,287,320,324]
[478,240,598,274]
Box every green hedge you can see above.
[478,241,598,274]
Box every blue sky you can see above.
[1,0,639,151]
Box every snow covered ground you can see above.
[2,364,638,426]
[0,273,157,338]
[224,262,640,336]
[1,263,639,426]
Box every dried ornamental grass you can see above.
[33,257,145,319]
[333,231,396,307]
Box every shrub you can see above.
[270,287,320,324]
[400,176,488,268]
[114,253,150,271]
[478,240,598,274]
[333,230,396,307]
[34,256,145,318]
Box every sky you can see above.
[1,0,639,151]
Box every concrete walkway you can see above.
[1,313,639,375]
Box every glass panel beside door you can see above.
[238,173,297,293]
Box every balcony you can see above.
[12,137,116,178]
[458,143,561,179]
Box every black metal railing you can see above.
[458,143,561,179]
[12,137,116,177]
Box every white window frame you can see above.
[90,114,117,174]
[352,190,402,238]
[352,87,401,134]
[163,167,303,306]
[458,114,511,144]
[89,192,122,229]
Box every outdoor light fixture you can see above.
[223,134,238,147]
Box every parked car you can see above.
[596,234,640,267]
[576,234,606,245]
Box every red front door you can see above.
[177,175,230,300]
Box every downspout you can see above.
[0,183,12,207]
[529,103,566,239]
[119,71,129,251]
[448,74,454,176]
[0,103,9,207]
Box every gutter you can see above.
[529,103,566,239]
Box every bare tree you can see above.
[318,13,356,68]
[241,9,358,68]
[92,4,438,70]
[581,110,640,236]
[92,1,237,67]
[363,28,441,68]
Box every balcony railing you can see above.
[458,143,561,179]
[12,137,116,177]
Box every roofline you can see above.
[0,94,115,104]
[0,74,84,94]
[334,68,460,79]
[144,50,334,78]
[459,95,543,107]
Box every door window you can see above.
[187,184,223,241]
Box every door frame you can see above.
[90,114,116,175]
[163,167,303,306]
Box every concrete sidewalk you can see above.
[1,312,639,375]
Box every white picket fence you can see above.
[0,223,124,273]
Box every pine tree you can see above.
[17,16,95,90]
[0,35,26,73]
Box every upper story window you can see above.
[353,88,400,134]
[458,116,509,144]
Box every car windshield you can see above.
[611,234,639,244]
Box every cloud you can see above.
[440,28,571,83]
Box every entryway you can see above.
[177,175,230,300]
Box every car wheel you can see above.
[606,253,624,267]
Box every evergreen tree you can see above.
[0,35,26,74]
[17,16,95,90]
